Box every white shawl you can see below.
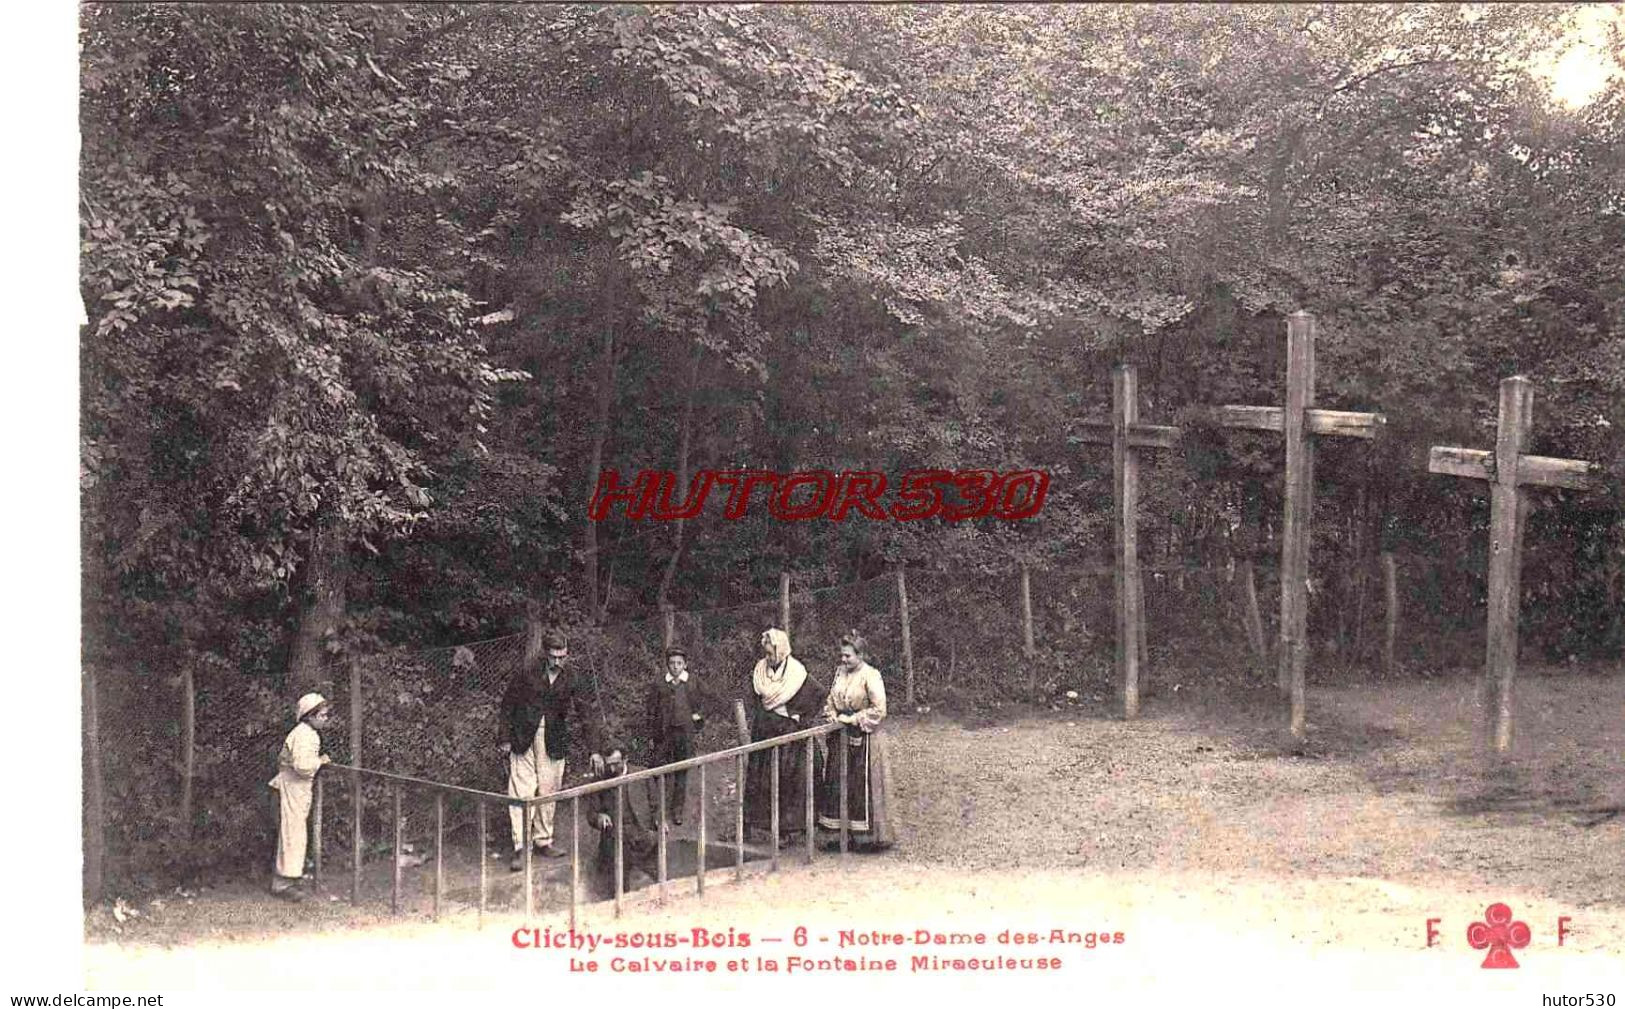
[752,628,808,716]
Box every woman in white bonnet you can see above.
[744,628,824,843]
[269,692,332,901]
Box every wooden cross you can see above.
[1077,364,1180,719]
[1427,376,1599,754]
[1213,312,1384,743]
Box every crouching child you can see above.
[269,692,332,901]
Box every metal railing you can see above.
[315,721,848,926]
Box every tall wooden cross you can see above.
[1214,312,1385,743]
[1427,376,1599,754]
[1077,364,1181,719]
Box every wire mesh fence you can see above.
[86,545,1609,894]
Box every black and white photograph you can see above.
[31,1,1625,1001]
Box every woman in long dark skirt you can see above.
[816,631,898,851]
[744,628,824,843]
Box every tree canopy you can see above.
[79,2,1623,880]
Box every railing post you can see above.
[838,735,849,856]
[804,735,815,863]
[696,762,707,896]
[523,803,534,919]
[657,773,668,905]
[313,775,324,887]
[613,785,624,918]
[735,753,745,881]
[478,800,487,927]
[770,746,780,872]
[433,792,444,921]
[569,796,580,933]
[391,783,402,916]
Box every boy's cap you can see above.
[542,630,568,650]
[296,693,328,719]
[665,646,687,659]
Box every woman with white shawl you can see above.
[745,627,824,842]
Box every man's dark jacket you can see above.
[501,667,582,758]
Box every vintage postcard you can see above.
[44,3,1625,1004]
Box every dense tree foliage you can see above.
[80,4,1622,884]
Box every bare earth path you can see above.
[85,669,1625,995]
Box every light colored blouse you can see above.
[824,662,887,734]
[269,721,323,789]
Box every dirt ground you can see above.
[83,666,1625,993]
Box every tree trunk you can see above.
[583,325,617,621]
[286,519,350,690]
[656,342,703,611]
[287,164,373,690]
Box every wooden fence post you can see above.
[1019,560,1037,674]
[349,660,364,904]
[180,665,195,842]
[313,776,324,886]
[433,792,444,921]
[1381,552,1399,677]
[349,662,363,769]
[391,783,402,916]
[897,569,915,708]
[1238,559,1268,669]
[84,666,106,906]
[351,775,363,905]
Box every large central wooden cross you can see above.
[1214,312,1384,743]
[1077,363,1180,719]
[1427,375,1599,753]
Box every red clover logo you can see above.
[1466,902,1531,968]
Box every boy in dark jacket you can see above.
[645,645,709,825]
